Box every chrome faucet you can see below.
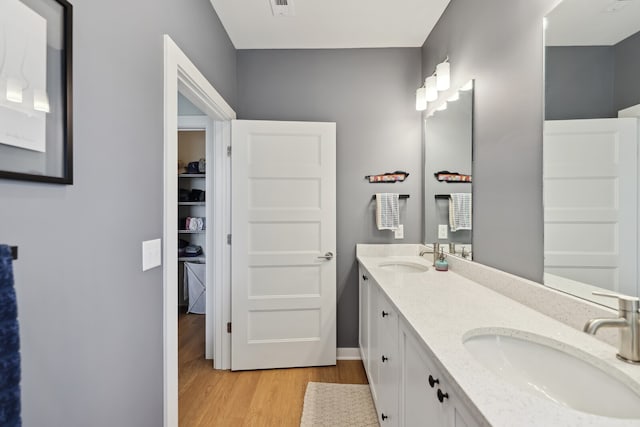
[419,243,440,266]
[583,291,640,364]
[449,242,456,255]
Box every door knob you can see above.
[317,251,334,260]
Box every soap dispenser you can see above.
[435,249,448,272]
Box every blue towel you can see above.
[0,245,20,427]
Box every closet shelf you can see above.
[178,202,206,206]
[178,174,205,178]
[178,230,206,234]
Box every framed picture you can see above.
[0,0,73,184]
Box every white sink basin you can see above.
[378,261,428,273]
[463,328,640,419]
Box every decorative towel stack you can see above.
[376,193,400,231]
[0,245,20,427]
[449,193,472,232]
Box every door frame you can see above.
[163,35,235,427]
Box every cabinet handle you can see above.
[381,311,389,318]
[381,355,388,363]
[362,274,368,281]
[428,375,439,388]
[437,389,449,403]
[381,413,388,421]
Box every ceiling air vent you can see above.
[270,0,295,16]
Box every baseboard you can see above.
[337,347,361,360]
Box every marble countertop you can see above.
[357,246,640,427]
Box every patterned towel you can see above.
[375,193,399,231]
[0,245,20,427]
[449,193,472,232]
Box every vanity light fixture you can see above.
[416,56,452,111]
[436,102,447,111]
[425,75,438,102]
[416,86,427,111]
[436,60,450,91]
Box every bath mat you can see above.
[300,382,379,427]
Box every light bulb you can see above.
[436,102,447,111]
[416,87,427,111]
[425,76,437,102]
[436,62,450,91]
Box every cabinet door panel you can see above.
[401,326,444,427]
[446,392,481,427]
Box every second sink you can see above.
[463,328,640,419]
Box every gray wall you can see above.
[178,93,205,116]
[0,1,236,426]
[545,29,640,120]
[422,0,558,282]
[236,49,422,347]
[545,46,615,120]
[615,31,640,113]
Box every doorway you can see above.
[163,35,235,427]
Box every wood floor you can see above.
[179,312,369,427]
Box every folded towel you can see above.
[449,193,472,232]
[376,193,400,231]
[0,245,20,427]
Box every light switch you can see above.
[142,239,162,271]
[438,224,448,239]
[394,224,404,239]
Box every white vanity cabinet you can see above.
[399,323,480,427]
[359,268,375,400]
[359,267,399,425]
[359,265,480,427]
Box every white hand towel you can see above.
[376,193,400,231]
[449,193,472,232]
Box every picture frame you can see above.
[0,0,73,185]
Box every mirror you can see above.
[543,0,640,306]
[423,82,474,259]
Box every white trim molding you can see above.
[163,35,235,427]
[337,347,362,360]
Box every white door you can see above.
[231,120,336,371]
[544,118,638,295]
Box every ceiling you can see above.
[209,0,451,49]
[546,0,640,46]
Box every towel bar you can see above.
[435,194,450,199]
[10,246,17,260]
[371,194,410,200]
